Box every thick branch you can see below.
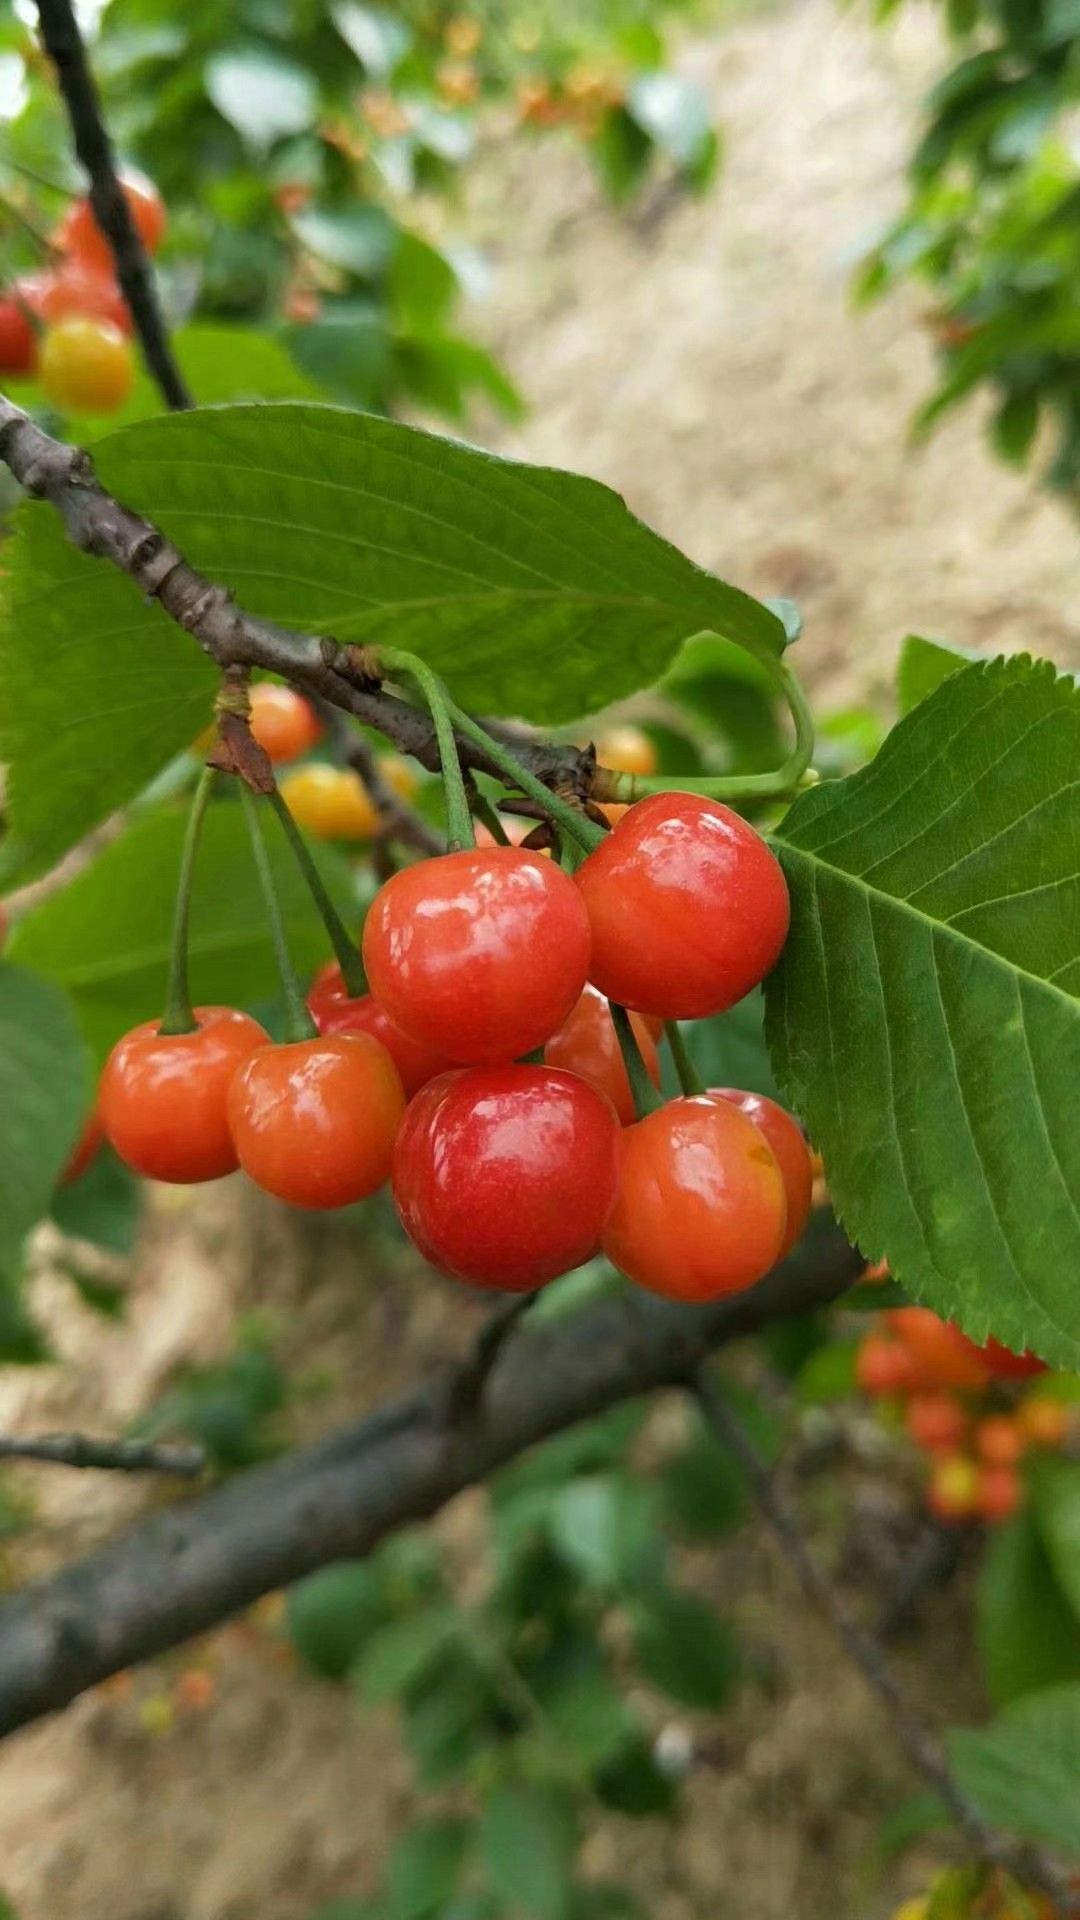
[34,0,194,411]
[695,1373,1076,1913]
[0,1432,204,1476]
[0,396,590,801]
[0,1218,861,1738]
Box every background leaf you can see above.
[0,963,90,1279]
[766,656,1080,1368]
[976,1509,1080,1705]
[7,800,358,1063]
[479,1783,576,1920]
[949,1684,1080,1856]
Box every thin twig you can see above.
[694,1368,1075,1912]
[33,0,193,410]
[313,698,444,856]
[446,1293,538,1421]
[0,395,592,806]
[0,1432,204,1476]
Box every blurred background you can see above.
[0,0,1078,1915]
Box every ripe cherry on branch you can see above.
[603,1093,789,1302]
[39,317,133,414]
[392,1064,622,1290]
[575,794,790,1020]
[307,964,454,1098]
[0,297,37,376]
[543,985,659,1125]
[54,169,167,273]
[248,684,323,765]
[101,1006,269,1184]
[710,1089,813,1256]
[228,1032,405,1210]
[363,848,592,1065]
[279,765,381,840]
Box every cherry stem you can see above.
[611,1005,663,1119]
[471,793,511,846]
[611,659,815,805]
[267,787,367,999]
[665,1020,706,1097]
[446,701,605,855]
[239,786,318,1044]
[380,649,475,852]
[158,766,215,1037]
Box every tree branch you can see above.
[33,0,194,411]
[0,395,592,803]
[0,1432,204,1476]
[0,1218,861,1738]
[313,697,445,857]
[694,1371,1076,1913]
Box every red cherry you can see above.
[886,1308,991,1390]
[392,1064,621,1290]
[248,683,323,764]
[543,985,659,1125]
[978,1337,1048,1381]
[976,1463,1022,1524]
[0,295,36,376]
[855,1332,919,1399]
[975,1415,1026,1468]
[363,848,591,1066]
[574,794,789,1019]
[56,171,167,272]
[101,1006,268,1183]
[62,1106,106,1185]
[18,265,133,336]
[228,1032,405,1209]
[307,965,453,1098]
[710,1088,813,1255]
[905,1392,968,1454]
[602,1093,787,1302]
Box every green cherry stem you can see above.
[158,766,216,1037]
[446,701,605,856]
[612,659,815,805]
[665,1020,706,1097]
[267,787,366,998]
[470,792,512,846]
[240,786,318,1044]
[380,649,475,852]
[611,1004,664,1119]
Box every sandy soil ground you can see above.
[0,2,1074,1916]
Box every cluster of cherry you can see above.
[856,1302,1069,1525]
[93,716,814,1301]
[0,171,166,412]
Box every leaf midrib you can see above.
[771,835,1080,1017]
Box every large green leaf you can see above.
[977,1509,1080,1706]
[0,962,90,1278]
[0,404,782,879]
[896,633,988,715]
[7,800,357,1063]
[479,1783,576,1920]
[1031,1456,1080,1622]
[766,656,1080,1368]
[949,1685,1080,1857]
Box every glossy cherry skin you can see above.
[101,1006,269,1183]
[602,1094,787,1303]
[710,1088,813,1255]
[307,964,453,1098]
[228,1032,405,1210]
[575,793,790,1019]
[248,683,322,764]
[363,848,592,1066]
[393,1065,621,1290]
[543,985,659,1125]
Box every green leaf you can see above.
[287,1562,381,1679]
[976,1509,1080,1705]
[205,48,318,152]
[290,206,396,278]
[50,1148,142,1257]
[282,303,391,408]
[682,992,779,1101]
[949,1685,1080,1857]
[547,1475,658,1589]
[626,74,714,175]
[593,1733,677,1817]
[633,1588,738,1708]
[0,963,89,1277]
[1031,1456,1080,1621]
[354,1608,459,1704]
[896,633,988,714]
[766,657,1080,1369]
[333,2,411,76]
[518,1631,629,1764]
[8,801,356,1063]
[6,404,782,786]
[479,1783,576,1920]
[386,1819,471,1920]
